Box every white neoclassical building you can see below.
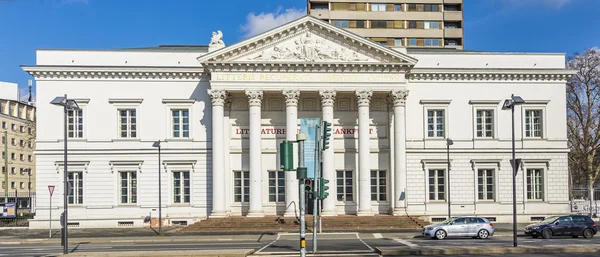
[24,16,574,228]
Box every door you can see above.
[447,218,469,236]
[571,216,588,236]
[465,217,484,236]
[554,216,573,235]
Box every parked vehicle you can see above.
[422,217,495,240]
[524,215,597,239]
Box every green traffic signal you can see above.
[322,121,332,150]
[279,141,293,171]
[319,178,330,199]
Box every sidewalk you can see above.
[51,249,256,257]
[377,245,600,256]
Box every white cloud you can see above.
[241,7,306,38]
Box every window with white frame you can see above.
[173,171,190,204]
[476,110,494,138]
[477,169,495,200]
[370,3,386,11]
[336,170,353,202]
[527,168,544,200]
[20,182,24,189]
[234,170,250,203]
[11,181,15,189]
[119,109,137,138]
[68,171,84,204]
[427,110,445,138]
[67,109,84,138]
[171,109,189,138]
[268,170,285,202]
[370,170,387,201]
[525,110,543,138]
[428,169,445,201]
[120,171,137,204]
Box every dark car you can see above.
[524,215,597,239]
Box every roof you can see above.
[36,45,209,53]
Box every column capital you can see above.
[207,89,228,106]
[355,89,373,107]
[245,90,263,107]
[391,89,409,107]
[319,89,336,107]
[282,90,300,106]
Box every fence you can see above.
[0,191,36,227]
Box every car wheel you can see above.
[478,229,490,239]
[583,229,594,239]
[532,235,539,238]
[541,229,553,239]
[435,229,447,240]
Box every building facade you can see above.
[308,0,464,49]
[25,17,572,228]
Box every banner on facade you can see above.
[300,118,320,179]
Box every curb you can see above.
[376,246,600,256]
[4,238,259,245]
[49,249,256,257]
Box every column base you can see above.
[357,210,374,216]
[320,210,337,217]
[283,210,297,218]
[392,208,407,216]
[246,211,265,218]
[210,211,229,218]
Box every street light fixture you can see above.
[152,140,162,235]
[50,94,80,255]
[502,94,525,248]
[446,138,454,219]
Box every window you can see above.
[424,4,439,12]
[370,170,387,201]
[173,171,190,203]
[171,109,189,138]
[28,155,32,162]
[527,169,544,200]
[425,21,440,29]
[371,20,387,28]
[9,105,14,116]
[28,127,32,135]
[370,3,386,11]
[19,154,24,161]
[1,151,4,159]
[19,126,24,133]
[20,182,24,189]
[1,122,5,129]
[67,109,84,138]
[28,182,32,189]
[234,171,250,203]
[394,39,403,46]
[11,124,16,131]
[394,4,402,11]
[1,136,4,144]
[336,170,353,202]
[525,110,542,138]
[120,171,137,204]
[425,38,440,46]
[428,169,445,201]
[68,171,84,204]
[476,110,494,138]
[409,38,417,46]
[11,138,15,145]
[333,20,349,28]
[11,153,15,160]
[19,139,24,147]
[268,171,285,202]
[11,181,15,189]
[408,4,417,11]
[119,109,137,138]
[1,167,4,174]
[408,21,417,29]
[28,141,32,148]
[477,169,494,200]
[356,20,365,28]
[427,110,445,138]
[10,167,15,175]
[1,181,4,189]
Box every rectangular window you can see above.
[428,169,445,201]
[394,4,402,11]
[10,167,15,175]
[11,124,16,131]
[119,109,137,138]
[525,110,542,138]
[331,3,349,10]
[408,21,417,29]
[28,155,32,162]
[19,139,24,147]
[356,20,365,28]
[268,171,285,202]
[20,182,24,189]
[370,170,387,201]
[371,20,387,28]
[234,171,250,203]
[11,138,15,145]
[1,122,5,129]
[408,4,417,11]
[19,126,24,133]
[120,171,137,204]
[68,171,84,204]
[11,153,15,160]
[370,3,386,11]
[394,39,403,46]
[11,181,15,189]
[409,38,417,46]
[67,109,84,138]
[173,171,190,203]
[424,21,440,29]
[171,109,189,138]
[19,154,24,161]
[336,170,353,202]
[477,169,495,200]
[424,4,439,12]
[333,20,349,28]
[476,110,494,138]
[427,110,445,138]
[527,169,544,200]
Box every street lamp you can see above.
[502,94,525,248]
[446,138,453,219]
[152,140,162,235]
[50,94,80,255]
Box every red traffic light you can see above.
[305,179,311,185]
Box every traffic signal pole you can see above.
[313,125,320,254]
[297,134,307,257]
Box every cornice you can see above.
[22,66,208,81]
[409,68,577,82]
[203,62,410,73]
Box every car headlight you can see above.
[534,227,539,230]
[426,227,434,230]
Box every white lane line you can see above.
[373,233,383,239]
[393,238,418,248]
[255,233,281,253]
[356,232,374,252]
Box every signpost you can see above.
[48,185,55,239]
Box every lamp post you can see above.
[502,94,525,248]
[446,138,453,219]
[152,141,162,235]
[27,168,31,213]
[50,94,80,255]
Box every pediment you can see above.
[198,16,418,67]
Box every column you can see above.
[391,90,409,215]
[356,89,373,216]
[208,89,228,217]
[246,90,265,217]
[283,90,300,217]
[319,89,337,216]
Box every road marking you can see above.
[373,233,383,239]
[393,238,418,247]
[355,233,374,252]
[255,233,281,253]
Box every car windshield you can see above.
[539,216,559,224]
[440,218,456,224]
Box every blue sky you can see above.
[1,0,599,98]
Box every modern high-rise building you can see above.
[308,0,464,49]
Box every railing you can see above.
[570,186,600,201]
[0,191,36,227]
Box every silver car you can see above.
[422,216,495,240]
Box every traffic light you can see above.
[305,179,314,198]
[322,121,332,150]
[279,141,293,171]
[319,178,330,199]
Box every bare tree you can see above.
[567,48,600,215]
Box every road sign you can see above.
[48,185,55,197]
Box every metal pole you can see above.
[63,94,68,254]
[158,145,162,235]
[29,170,31,213]
[313,125,319,254]
[447,143,451,219]
[49,194,52,239]
[4,130,8,203]
[298,139,306,257]
[511,99,517,247]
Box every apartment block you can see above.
[308,0,464,49]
